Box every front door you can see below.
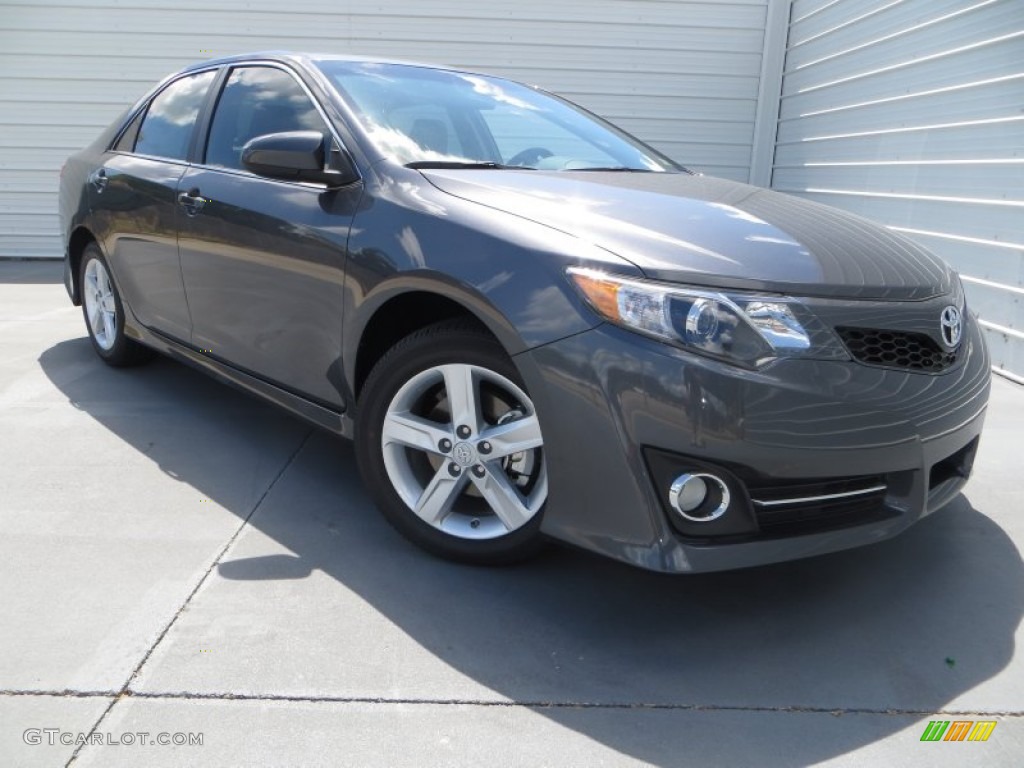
[177,65,360,408]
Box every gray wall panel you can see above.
[778,34,1022,115]
[0,0,771,259]
[771,0,1024,378]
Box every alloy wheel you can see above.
[381,363,547,540]
[83,257,117,351]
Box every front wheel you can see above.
[355,321,548,565]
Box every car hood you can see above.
[420,170,953,300]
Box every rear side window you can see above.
[134,70,216,161]
[205,66,328,171]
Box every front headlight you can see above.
[567,268,843,367]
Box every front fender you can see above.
[341,168,642,397]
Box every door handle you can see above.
[177,187,206,216]
[89,169,108,193]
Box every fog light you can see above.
[669,473,730,522]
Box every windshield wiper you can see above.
[568,166,655,172]
[406,161,532,170]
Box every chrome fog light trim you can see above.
[669,473,730,522]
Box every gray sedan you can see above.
[59,53,990,572]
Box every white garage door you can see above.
[770,0,1024,379]
[0,0,770,260]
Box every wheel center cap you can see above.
[453,442,477,467]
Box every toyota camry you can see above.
[58,53,991,572]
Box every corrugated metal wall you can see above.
[0,0,770,260]
[770,0,1024,379]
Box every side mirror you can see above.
[241,131,358,187]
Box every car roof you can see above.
[180,51,466,76]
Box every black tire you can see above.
[79,243,154,367]
[355,320,548,565]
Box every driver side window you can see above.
[205,66,329,171]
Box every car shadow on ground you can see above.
[39,337,1022,766]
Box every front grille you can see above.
[749,475,892,537]
[837,326,956,372]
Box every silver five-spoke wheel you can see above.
[83,257,117,351]
[356,321,549,564]
[382,363,547,540]
[78,242,154,367]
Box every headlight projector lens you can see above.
[685,298,720,343]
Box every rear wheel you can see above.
[80,244,153,366]
[356,321,548,564]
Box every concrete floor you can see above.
[1,260,1021,767]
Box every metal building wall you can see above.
[0,0,770,260]
[769,0,1024,380]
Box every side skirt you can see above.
[124,313,355,439]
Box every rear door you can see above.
[177,64,360,408]
[91,69,217,342]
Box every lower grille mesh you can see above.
[749,476,891,537]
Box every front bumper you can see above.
[517,312,990,573]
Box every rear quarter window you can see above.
[134,70,217,161]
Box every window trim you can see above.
[193,60,362,188]
[112,109,145,153]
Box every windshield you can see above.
[315,61,682,172]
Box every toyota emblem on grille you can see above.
[940,305,962,348]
